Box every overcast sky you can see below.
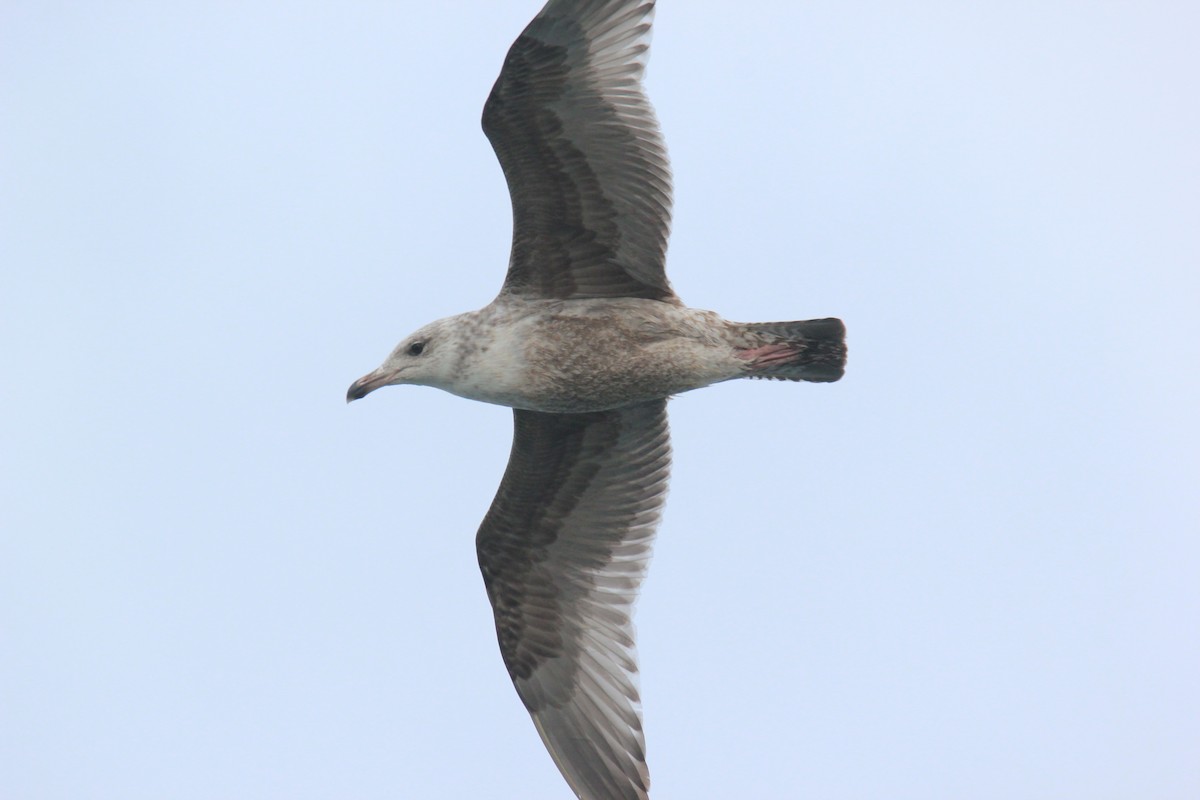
[3,1,1198,798]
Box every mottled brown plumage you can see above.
[346,1,845,798]
[484,0,674,303]
[477,401,668,799]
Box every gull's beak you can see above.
[346,367,398,403]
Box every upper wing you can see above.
[483,0,676,302]
[476,401,670,800]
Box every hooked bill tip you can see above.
[346,378,372,403]
[346,367,397,403]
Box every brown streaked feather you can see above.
[476,400,670,800]
[483,0,675,302]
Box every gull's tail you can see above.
[735,317,847,383]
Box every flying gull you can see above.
[346,1,846,797]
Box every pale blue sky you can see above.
[3,1,1198,798]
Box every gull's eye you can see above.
[407,342,426,356]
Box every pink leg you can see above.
[734,343,802,371]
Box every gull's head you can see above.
[346,317,461,402]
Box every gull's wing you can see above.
[483,0,675,302]
[476,401,670,800]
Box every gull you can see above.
[346,1,845,797]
